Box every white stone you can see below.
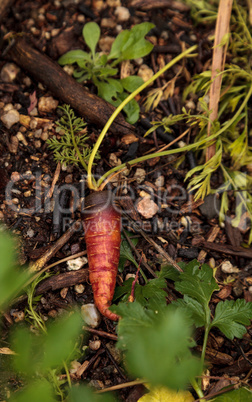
[133,168,146,184]
[115,6,130,21]
[81,304,101,328]
[67,256,88,271]
[138,64,154,82]
[221,261,240,274]
[1,63,20,82]
[74,284,85,294]
[38,96,59,114]
[137,197,159,219]
[89,339,101,351]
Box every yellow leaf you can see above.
[138,386,195,402]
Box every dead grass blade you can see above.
[206,0,233,161]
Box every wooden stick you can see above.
[5,36,134,136]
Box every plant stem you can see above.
[87,44,198,190]
[201,324,210,369]
[190,377,205,400]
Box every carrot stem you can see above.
[87,44,198,190]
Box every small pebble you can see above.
[38,96,59,114]
[26,228,35,238]
[67,256,88,271]
[16,132,28,146]
[138,64,154,82]
[34,140,41,148]
[109,153,122,167]
[221,261,240,274]
[209,258,216,269]
[60,288,68,299]
[4,103,14,112]
[41,131,49,141]
[99,37,115,53]
[101,18,117,29]
[74,284,85,294]
[1,109,20,129]
[155,175,164,188]
[114,6,130,21]
[8,136,19,153]
[137,197,159,219]
[81,304,101,328]
[24,190,31,197]
[1,63,20,82]
[89,339,101,351]
[133,168,146,184]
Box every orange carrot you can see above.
[82,190,121,321]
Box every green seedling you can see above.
[58,21,154,124]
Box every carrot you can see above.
[82,190,121,321]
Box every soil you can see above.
[0,0,252,401]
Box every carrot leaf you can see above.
[211,299,252,340]
[120,307,201,390]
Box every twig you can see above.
[96,379,145,393]
[29,220,82,272]
[83,326,118,341]
[122,228,157,278]
[139,229,183,272]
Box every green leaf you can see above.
[0,232,30,310]
[82,22,100,57]
[113,302,157,350]
[68,385,116,402]
[108,22,154,61]
[173,295,206,328]
[58,50,90,65]
[114,278,168,311]
[96,79,123,105]
[211,299,252,340]
[12,327,41,376]
[121,76,144,92]
[121,22,155,60]
[118,94,140,124]
[118,232,139,272]
[41,312,83,370]
[159,264,181,282]
[9,379,55,402]
[175,260,219,313]
[212,387,252,401]
[113,278,134,300]
[125,309,201,390]
[108,30,131,60]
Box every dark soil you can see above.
[0,0,252,401]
